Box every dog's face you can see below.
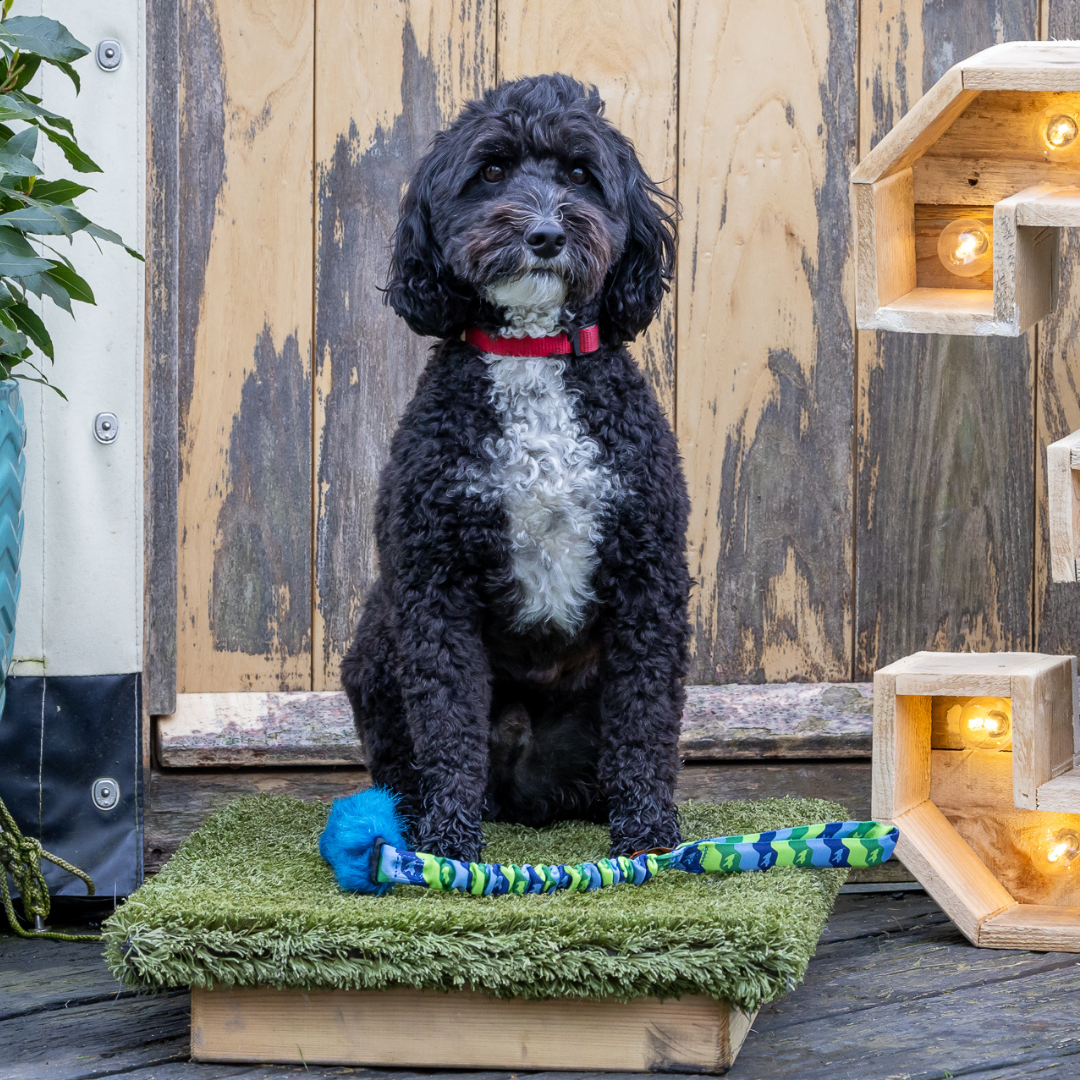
[386,74,676,343]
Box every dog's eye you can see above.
[482,163,506,183]
[568,165,590,186]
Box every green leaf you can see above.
[38,125,100,174]
[5,92,74,136]
[0,226,51,277]
[5,125,36,159]
[84,221,142,261]
[28,179,89,203]
[0,17,89,63]
[0,224,46,255]
[8,300,51,358]
[0,202,88,236]
[0,96,37,124]
[19,269,71,313]
[45,260,93,304]
[0,279,18,308]
[0,148,39,178]
[12,369,66,400]
[41,57,77,93]
[0,312,28,355]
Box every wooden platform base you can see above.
[190,985,757,1073]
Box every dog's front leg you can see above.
[597,586,686,858]
[395,583,492,862]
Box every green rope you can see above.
[0,794,101,942]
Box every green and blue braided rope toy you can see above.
[319,787,899,897]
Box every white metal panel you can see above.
[11,0,145,677]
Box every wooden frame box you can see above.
[190,986,756,1074]
[1048,428,1080,585]
[852,42,1080,336]
[874,652,1080,950]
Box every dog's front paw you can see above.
[608,809,682,858]
[416,815,484,864]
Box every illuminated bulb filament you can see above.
[957,697,1012,752]
[1045,113,1079,149]
[937,219,993,278]
[954,232,986,262]
[1048,830,1079,865]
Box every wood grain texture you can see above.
[927,90,1080,163]
[1038,767,1080,812]
[154,681,876,767]
[1046,429,1080,582]
[854,170,916,322]
[1036,0,1080,662]
[176,0,314,692]
[855,2,1037,679]
[678,0,857,683]
[913,153,1080,205]
[931,747,1080,908]
[146,0,180,717]
[1011,655,1076,808]
[497,0,678,421]
[852,66,976,184]
[312,2,495,690]
[992,190,1057,331]
[978,903,1080,950]
[191,986,753,1073]
[892,800,1015,946]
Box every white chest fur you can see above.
[476,353,617,635]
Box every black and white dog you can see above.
[341,74,691,863]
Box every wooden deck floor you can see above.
[4,890,1079,1080]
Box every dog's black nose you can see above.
[524,223,566,259]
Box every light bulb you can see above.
[1047,829,1079,865]
[937,219,993,278]
[957,696,1012,751]
[1045,113,1079,149]
[1035,105,1080,159]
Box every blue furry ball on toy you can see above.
[318,787,407,895]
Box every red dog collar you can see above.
[465,324,600,357]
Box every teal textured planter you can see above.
[0,380,25,717]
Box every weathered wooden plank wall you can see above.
[1037,0,1080,657]
[159,0,1080,702]
[312,2,495,690]
[678,1,857,684]
[854,1,1037,680]
[175,0,314,692]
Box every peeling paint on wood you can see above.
[175,0,314,692]
[678,1,857,684]
[211,329,311,660]
[154,682,875,767]
[854,1,1036,679]
[147,0,181,716]
[312,4,495,689]
[177,0,226,456]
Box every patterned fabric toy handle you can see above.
[375,820,899,897]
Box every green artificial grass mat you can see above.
[104,794,848,1012]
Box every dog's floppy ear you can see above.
[599,153,677,344]
[385,144,472,339]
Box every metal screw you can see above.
[96,40,123,71]
[92,777,120,811]
[94,412,119,444]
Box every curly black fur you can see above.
[342,74,690,862]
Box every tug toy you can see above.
[319,787,899,897]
